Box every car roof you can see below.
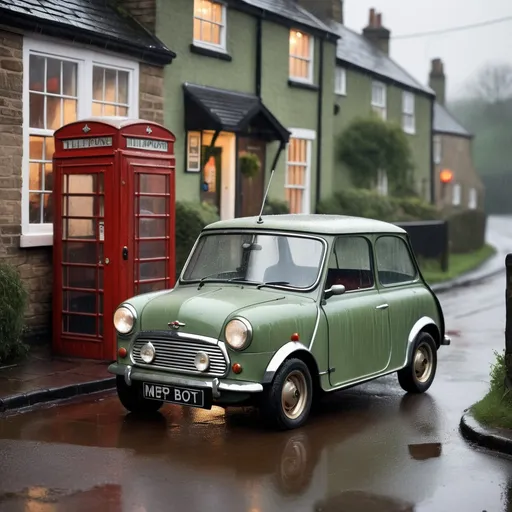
[203,214,406,235]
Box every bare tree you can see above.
[471,63,512,103]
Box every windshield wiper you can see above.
[197,271,239,289]
[256,281,290,290]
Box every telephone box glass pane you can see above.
[139,218,166,238]
[140,174,168,194]
[60,169,105,340]
[138,240,167,259]
[138,281,167,294]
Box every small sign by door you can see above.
[99,221,105,241]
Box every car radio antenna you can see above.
[257,141,286,224]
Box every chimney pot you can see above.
[376,13,382,27]
[369,8,376,27]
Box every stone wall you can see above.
[0,30,54,335]
[123,0,156,32]
[139,64,164,125]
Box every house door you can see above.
[54,163,116,360]
[239,138,266,217]
[200,146,222,213]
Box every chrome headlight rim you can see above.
[113,303,137,335]
[224,317,253,351]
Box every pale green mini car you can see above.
[108,214,450,430]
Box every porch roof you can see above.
[183,83,291,143]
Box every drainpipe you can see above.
[256,17,262,97]
[429,98,435,204]
[315,38,325,212]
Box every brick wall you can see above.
[0,29,53,335]
[434,134,485,211]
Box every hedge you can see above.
[447,209,487,253]
[0,262,28,365]
[317,188,440,222]
[175,201,220,279]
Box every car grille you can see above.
[131,334,228,376]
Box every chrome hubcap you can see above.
[414,342,433,383]
[281,370,307,420]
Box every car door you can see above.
[321,236,391,388]
[373,235,427,370]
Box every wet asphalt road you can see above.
[1,274,512,511]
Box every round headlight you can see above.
[194,351,210,372]
[225,318,252,351]
[113,306,135,334]
[140,342,155,363]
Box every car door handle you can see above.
[376,304,389,310]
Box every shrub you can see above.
[317,188,439,222]
[0,262,28,365]
[263,199,290,215]
[175,201,220,279]
[447,209,487,253]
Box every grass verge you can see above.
[472,351,512,430]
[420,244,496,284]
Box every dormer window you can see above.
[193,0,226,52]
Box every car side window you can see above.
[375,236,417,286]
[326,236,374,292]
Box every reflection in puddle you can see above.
[408,443,442,461]
[315,490,415,512]
[0,484,123,511]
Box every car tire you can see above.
[260,358,313,431]
[397,332,437,394]
[116,376,164,414]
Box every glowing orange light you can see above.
[232,363,243,374]
[291,333,300,342]
[440,169,453,184]
[118,347,127,358]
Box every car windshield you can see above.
[182,232,325,289]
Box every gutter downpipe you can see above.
[315,38,325,212]
[256,17,262,97]
[430,98,435,204]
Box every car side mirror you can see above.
[324,284,346,300]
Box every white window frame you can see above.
[371,81,387,120]
[402,91,415,134]
[285,128,316,214]
[335,66,346,95]
[21,37,139,248]
[452,183,461,206]
[193,0,227,52]
[468,188,478,210]
[433,135,442,164]
[289,29,315,84]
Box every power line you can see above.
[392,15,512,40]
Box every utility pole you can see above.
[505,254,512,389]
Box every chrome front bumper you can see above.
[108,363,263,399]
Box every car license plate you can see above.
[143,382,212,409]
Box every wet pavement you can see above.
[0,274,512,510]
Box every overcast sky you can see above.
[344,0,512,101]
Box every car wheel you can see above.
[260,358,313,431]
[397,332,437,394]
[116,376,163,414]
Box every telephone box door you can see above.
[54,162,116,360]
[121,157,176,298]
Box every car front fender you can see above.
[261,341,311,384]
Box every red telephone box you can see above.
[52,117,176,360]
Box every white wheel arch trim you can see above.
[404,316,441,367]
[262,341,311,384]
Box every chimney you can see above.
[362,8,391,55]
[429,58,446,105]
[297,0,344,24]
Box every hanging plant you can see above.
[239,152,261,179]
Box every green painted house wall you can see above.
[153,0,433,213]
[156,0,257,201]
[331,67,433,200]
